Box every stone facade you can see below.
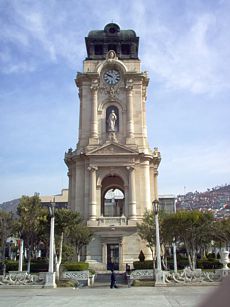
[65,23,161,270]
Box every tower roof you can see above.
[85,23,139,60]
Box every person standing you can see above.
[110,269,118,288]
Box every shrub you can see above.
[4,259,49,273]
[133,260,153,269]
[62,262,89,271]
[138,250,145,262]
[167,257,189,270]
[207,253,215,259]
[30,260,48,272]
[5,260,22,272]
[197,258,222,270]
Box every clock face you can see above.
[103,69,120,85]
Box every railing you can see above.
[97,216,127,226]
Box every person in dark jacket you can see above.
[110,269,118,288]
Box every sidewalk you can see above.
[0,285,217,307]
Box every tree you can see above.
[212,218,230,249]
[137,210,155,261]
[69,223,93,261]
[161,211,214,270]
[54,209,83,280]
[15,195,47,272]
[137,210,167,270]
[0,210,14,261]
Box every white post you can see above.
[153,200,165,285]
[18,239,24,272]
[44,201,57,288]
[173,240,177,273]
[155,211,162,271]
[49,214,55,273]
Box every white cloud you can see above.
[133,7,230,95]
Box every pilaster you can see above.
[89,79,99,145]
[126,79,135,144]
[88,165,98,221]
[126,166,137,220]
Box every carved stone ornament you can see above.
[88,165,98,172]
[90,79,99,92]
[100,84,120,99]
[108,131,117,142]
[126,79,133,91]
[106,50,118,61]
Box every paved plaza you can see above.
[0,285,219,307]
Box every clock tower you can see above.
[65,23,161,270]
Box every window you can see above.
[94,45,103,55]
[121,44,130,55]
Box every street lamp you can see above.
[44,199,57,288]
[153,200,162,271]
[152,199,165,285]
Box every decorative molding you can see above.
[88,165,98,172]
[100,84,120,99]
[126,79,133,91]
[90,79,99,92]
[126,166,135,172]
[87,143,138,156]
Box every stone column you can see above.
[126,80,134,139]
[119,241,123,270]
[142,88,147,138]
[78,87,83,141]
[102,243,107,266]
[126,166,136,220]
[142,160,151,210]
[88,166,98,221]
[90,80,98,139]
[124,185,129,217]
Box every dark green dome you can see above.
[85,23,139,60]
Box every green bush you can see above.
[207,253,216,259]
[197,258,222,270]
[62,262,89,271]
[30,260,48,272]
[4,259,48,273]
[167,257,189,270]
[5,260,22,272]
[133,260,153,269]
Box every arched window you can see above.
[104,188,124,217]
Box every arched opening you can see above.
[101,175,125,217]
[104,188,124,217]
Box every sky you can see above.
[0,0,230,203]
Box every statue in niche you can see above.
[107,110,117,132]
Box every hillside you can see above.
[0,198,20,213]
[177,184,230,219]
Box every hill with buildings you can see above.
[176,184,230,219]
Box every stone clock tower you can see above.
[65,23,161,270]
